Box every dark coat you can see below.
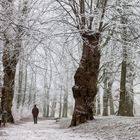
[32,107,39,117]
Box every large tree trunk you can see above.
[117,8,134,116]
[125,91,134,116]
[118,54,134,116]
[117,1,127,116]
[118,59,127,116]
[125,59,134,116]
[70,33,100,126]
[1,0,28,123]
[1,0,15,123]
[117,0,134,117]
[1,45,18,123]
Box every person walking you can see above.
[32,105,39,124]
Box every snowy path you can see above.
[1,117,140,140]
[0,119,97,140]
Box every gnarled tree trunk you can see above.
[70,33,100,126]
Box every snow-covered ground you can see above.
[65,116,140,140]
[0,119,97,140]
[0,116,140,140]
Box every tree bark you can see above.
[118,57,134,116]
[70,33,100,126]
[1,0,28,122]
[117,8,134,116]
[118,59,127,116]
[1,0,15,123]
[125,61,134,116]
[1,45,18,123]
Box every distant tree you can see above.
[102,63,114,116]
[16,60,24,109]
[117,0,135,116]
[50,95,57,117]
[103,67,109,116]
